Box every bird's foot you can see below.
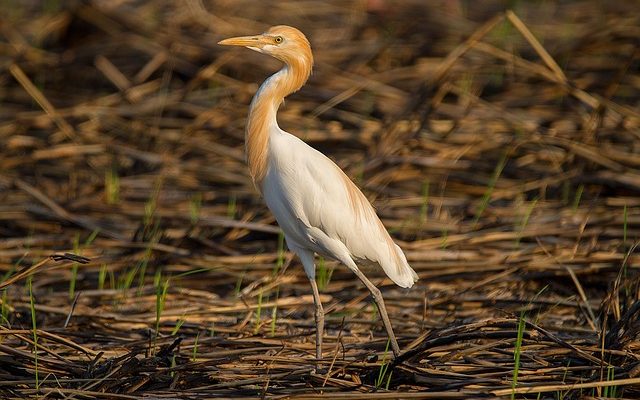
[310,362,328,375]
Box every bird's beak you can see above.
[218,35,269,48]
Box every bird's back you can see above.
[263,131,418,288]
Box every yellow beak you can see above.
[218,35,268,47]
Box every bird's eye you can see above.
[274,36,283,44]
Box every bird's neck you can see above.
[245,57,312,188]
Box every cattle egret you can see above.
[219,25,418,358]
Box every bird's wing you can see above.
[265,132,417,288]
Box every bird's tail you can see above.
[382,244,418,289]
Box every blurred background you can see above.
[0,0,639,397]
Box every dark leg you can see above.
[292,246,325,360]
[348,266,401,357]
[308,277,324,360]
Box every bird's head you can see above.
[218,25,313,68]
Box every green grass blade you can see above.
[28,276,39,392]
[474,150,509,225]
[375,338,391,389]
[273,231,285,276]
[254,288,263,334]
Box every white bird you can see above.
[219,25,418,358]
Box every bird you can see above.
[218,25,418,359]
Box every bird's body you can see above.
[263,132,417,288]
[219,26,417,358]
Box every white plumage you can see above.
[263,131,418,288]
[219,25,417,359]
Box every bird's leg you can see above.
[349,267,401,357]
[308,277,324,360]
[292,247,325,362]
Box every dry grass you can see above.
[1,0,639,398]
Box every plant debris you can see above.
[0,1,639,398]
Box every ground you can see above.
[0,1,639,399]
